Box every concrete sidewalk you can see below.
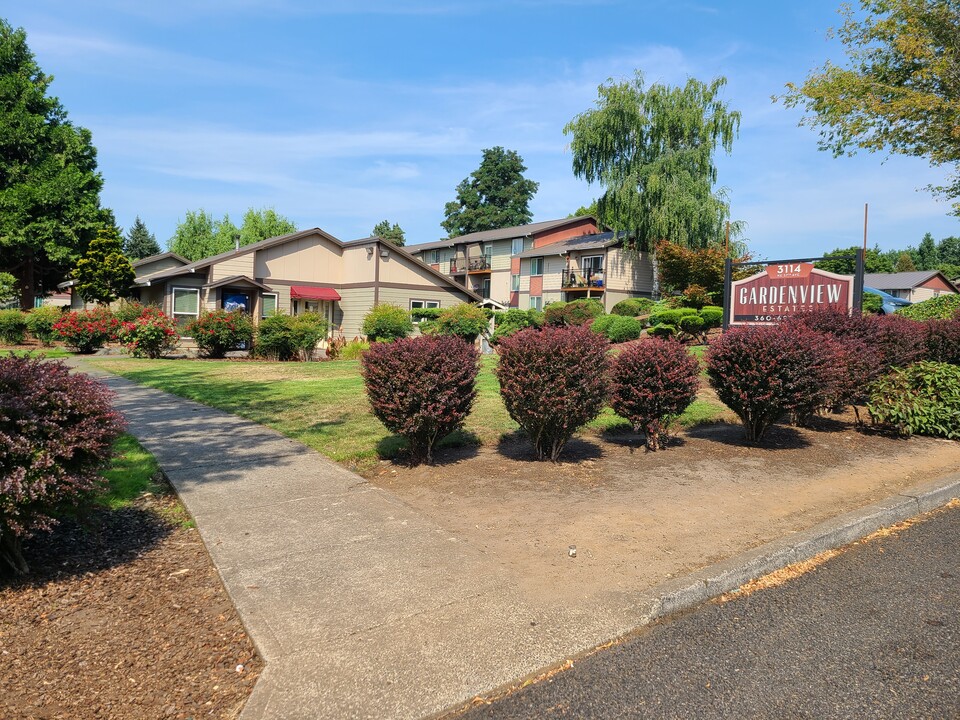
[79,362,960,720]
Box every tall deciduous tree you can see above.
[780,1,960,214]
[564,72,742,253]
[372,220,406,246]
[239,207,297,247]
[170,207,297,261]
[0,20,113,309]
[73,229,136,304]
[816,245,894,274]
[441,147,539,237]
[124,216,161,260]
[169,210,238,261]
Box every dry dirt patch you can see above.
[370,414,960,608]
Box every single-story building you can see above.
[863,271,960,303]
[126,228,480,340]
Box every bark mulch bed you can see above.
[0,494,261,720]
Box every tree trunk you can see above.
[18,254,36,311]
[650,249,660,300]
[0,532,29,575]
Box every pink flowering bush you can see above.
[361,335,480,464]
[53,307,119,353]
[185,309,254,358]
[117,306,180,358]
[0,357,123,574]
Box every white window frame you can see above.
[511,274,520,292]
[172,287,200,320]
[529,296,542,311]
[427,249,441,264]
[530,257,544,276]
[511,238,523,255]
[261,292,278,318]
[410,299,441,322]
[581,255,604,272]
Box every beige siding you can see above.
[377,248,464,288]
[488,270,512,305]
[208,254,255,282]
[489,240,512,271]
[542,255,566,293]
[135,257,187,276]
[342,244,378,284]
[138,285,165,307]
[606,248,654,294]
[338,287,376,338]
[255,234,344,284]
[542,291,564,305]
[909,287,938,303]
[378,287,470,309]
[164,276,206,318]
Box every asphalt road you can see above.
[459,503,960,719]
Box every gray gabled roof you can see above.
[406,216,599,254]
[864,270,959,292]
[132,251,190,267]
[134,228,482,302]
[515,231,620,259]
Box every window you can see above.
[427,249,440,264]
[511,274,520,292]
[410,299,440,323]
[222,290,251,314]
[529,296,542,311]
[530,257,544,276]
[511,238,523,255]
[261,293,278,318]
[172,287,200,329]
[581,255,604,272]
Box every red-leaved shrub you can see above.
[117,306,180,358]
[610,338,700,450]
[0,357,124,574]
[707,324,838,441]
[53,307,119,353]
[866,313,927,372]
[361,335,479,464]
[925,318,960,365]
[495,325,609,460]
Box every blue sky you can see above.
[8,0,958,258]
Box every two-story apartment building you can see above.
[408,217,654,311]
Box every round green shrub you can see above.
[699,306,723,328]
[897,294,960,321]
[362,303,413,342]
[25,306,64,345]
[0,309,28,345]
[868,361,960,438]
[649,324,676,339]
[589,314,616,335]
[678,314,706,338]
[862,292,883,314]
[432,303,488,343]
[649,308,698,326]
[255,312,328,361]
[611,298,655,317]
[490,309,542,344]
[606,316,644,343]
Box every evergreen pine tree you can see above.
[73,228,136,304]
[124,216,161,259]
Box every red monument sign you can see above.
[728,262,853,326]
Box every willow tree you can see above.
[564,72,742,293]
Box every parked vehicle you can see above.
[864,287,912,315]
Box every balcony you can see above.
[452,256,491,273]
[562,268,605,289]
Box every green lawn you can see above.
[88,354,725,470]
[3,347,73,358]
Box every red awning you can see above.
[290,285,341,301]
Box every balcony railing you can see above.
[562,268,605,289]
[451,256,491,273]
